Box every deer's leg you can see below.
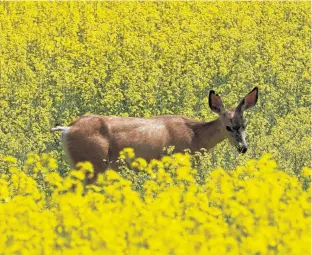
[66,135,111,184]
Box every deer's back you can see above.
[69,114,200,161]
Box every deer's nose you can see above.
[241,146,247,154]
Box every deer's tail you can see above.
[50,126,70,133]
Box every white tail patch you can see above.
[51,126,75,168]
[50,126,68,132]
[61,127,75,168]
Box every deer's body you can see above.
[51,87,258,182]
[59,115,226,171]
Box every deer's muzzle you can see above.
[237,137,248,154]
[240,146,247,154]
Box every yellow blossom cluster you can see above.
[0,151,310,255]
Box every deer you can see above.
[51,87,258,182]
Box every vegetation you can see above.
[0,2,310,254]
[0,152,311,254]
[0,1,310,172]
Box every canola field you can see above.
[0,2,311,255]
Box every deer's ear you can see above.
[236,87,258,113]
[209,90,225,114]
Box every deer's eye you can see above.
[226,126,232,132]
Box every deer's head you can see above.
[209,87,258,154]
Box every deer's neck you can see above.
[192,118,227,151]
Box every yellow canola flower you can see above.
[3,156,17,164]
[301,167,311,178]
[0,179,9,201]
[70,170,86,181]
[119,148,135,160]
[176,166,195,182]
[48,158,57,170]
[0,152,310,255]
[46,172,63,187]
[76,161,94,179]
[105,170,122,181]
[173,153,191,167]
[131,158,148,171]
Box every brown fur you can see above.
[64,114,227,178]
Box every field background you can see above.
[0,2,311,255]
[0,2,311,172]
[0,1,310,175]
